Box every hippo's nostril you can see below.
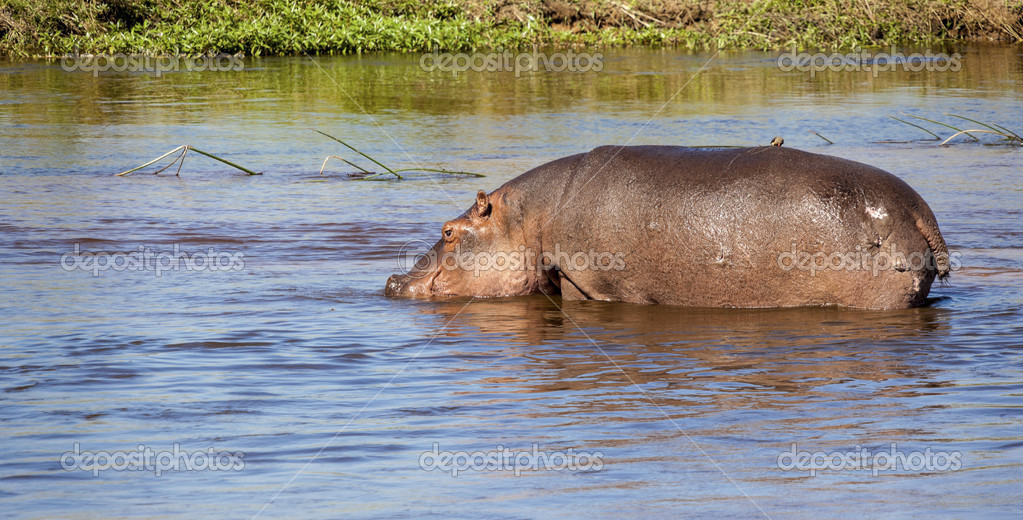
[385,274,409,297]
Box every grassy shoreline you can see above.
[2,0,1021,58]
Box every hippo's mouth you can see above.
[385,266,443,298]
[422,268,442,295]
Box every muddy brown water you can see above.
[0,46,1021,519]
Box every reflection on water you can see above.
[0,46,1021,519]
[422,296,950,412]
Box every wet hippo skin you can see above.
[386,146,950,309]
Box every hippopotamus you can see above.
[385,146,951,309]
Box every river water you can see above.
[1,46,1021,519]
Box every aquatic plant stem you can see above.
[944,113,1021,140]
[900,113,977,140]
[319,155,371,175]
[116,145,261,176]
[186,146,262,175]
[809,131,834,144]
[115,145,187,176]
[311,129,402,179]
[888,115,941,140]
[940,129,1022,146]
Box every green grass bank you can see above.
[2,0,1021,57]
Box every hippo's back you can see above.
[528,145,947,309]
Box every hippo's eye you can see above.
[443,226,454,240]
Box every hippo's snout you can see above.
[385,271,437,298]
[386,238,445,298]
[385,273,411,297]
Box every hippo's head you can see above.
[385,190,553,299]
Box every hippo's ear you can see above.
[473,190,492,220]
